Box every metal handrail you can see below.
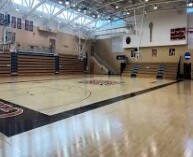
[93,53,117,74]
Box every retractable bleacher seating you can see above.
[59,54,84,74]
[0,53,11,77]
[123,62,178,80]
[136,63,159,78]
[162,63,178,79]
[122,63,137,77]
[18,53,55,75]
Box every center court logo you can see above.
[79,79,124,86]
[0,101,23,118]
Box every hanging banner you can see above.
[29,21,33,32]
[17,18,22,29]
[0,13,4,25]
[25,20,29,31]
[152,48,157,57]
[169,48,175,56]
[4,14,10,26]
[11,16,16,28]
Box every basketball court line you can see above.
[0,75,87,85]
[0,80,179,137]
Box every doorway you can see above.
[184,63,191,79]
[49,39,56,54]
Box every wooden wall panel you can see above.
[0,53,11,76]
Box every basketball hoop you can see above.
[134,50,142,60]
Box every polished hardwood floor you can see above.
[0,75,192,157]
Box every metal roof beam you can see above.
[93,3,186,33]
[89,0,184,29]
[0,0,10,10]
[45,0,85,25]
[80,1,133,30]
[60,0,125,29]
[22,0,48,19]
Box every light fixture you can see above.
[127,11,130,15]
[93,14,96,18]
[153,5,158,10]
[78,8,81,12]
[187,0,193,7]
[145,0,149,2]
[16,7,20,11]
[65,0,69,5]
[83,8,87,13]
[115,5,119,9]
[59,1,63,4]
[97,14,101,18]
[72,3,76,7]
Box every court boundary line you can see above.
[0,75,89,85]
[0,74,102,85]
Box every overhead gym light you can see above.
[16,7,20,11]
[187,0,193,7]
[153,5,158,10]
[83,8,87,14]
[65,0,70,5]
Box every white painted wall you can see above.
[123,10,187,48]
[188,13,193,28]
[188,13,193,49]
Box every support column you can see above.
[55,55,59,74]
[11,52,18,76]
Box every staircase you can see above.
[157,64,165,79]
[131,64,140,77]
[91,53,117,75]
[90,57,109,74]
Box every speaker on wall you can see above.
[126,36,131,44]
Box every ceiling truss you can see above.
[0,0,188,33]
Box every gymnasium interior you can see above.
[0,0,193,157]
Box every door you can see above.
[184,63,191,79]
[90,60,94,74]
[49,39,56,53]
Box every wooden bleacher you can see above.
[18,53,55,76]
[0,51,84,76]
[163,63,178,79]
[122,63,136,77]
[137,63,159,78]
[122,62,178,80]
[59,54,84,74]
[0,53,11,77]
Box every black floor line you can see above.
[0,75,88,85]
[0,80,179,137]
